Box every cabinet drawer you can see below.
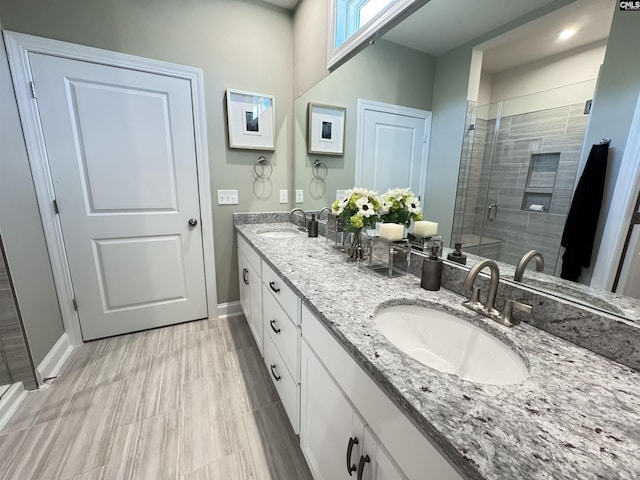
[238,234,261,275]
[263,284,299,382]
[264,334,299,434]
[262,260,300,324]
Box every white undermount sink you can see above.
[257,230,299,239]
[374,304,529,385]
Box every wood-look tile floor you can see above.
[0,316,314,480]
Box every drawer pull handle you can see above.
[357,454,370,480]
[242,268,249,285]
[346,437,359,476]
[269,281,280,293]
[270,364,281,382]
[270,320,281,334]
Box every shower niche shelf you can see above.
[521,152,560,213]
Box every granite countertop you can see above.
[235,221,640,480]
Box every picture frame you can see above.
[307,103,346,155]
[225,88,275,150]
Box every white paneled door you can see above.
[28,52,208,340]
[356,100,431,197]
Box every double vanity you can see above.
[235,213,640,480]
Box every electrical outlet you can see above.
[279,189,288,204]
[336,190,346,201]
[295,190,304,203]
[217,189,239,205]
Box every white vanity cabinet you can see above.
[237,235,263,354]
[301,336,406,480]
[300,304,464,480]
[261,260,301,434]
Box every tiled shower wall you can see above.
[453,103,588,274]
[0,237,37,389]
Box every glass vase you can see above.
[347,228,366,261]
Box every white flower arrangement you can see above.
[331,187,381,232]
[377,188,423,227]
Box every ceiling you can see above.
[260,0,299,9]
[264,0,614,74]
[479,0,614,74]
[383,0,562,55]
[383,0,614,73]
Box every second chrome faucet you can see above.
[462,259,532,327]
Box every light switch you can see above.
[217,189,239,205]
[279,189,288,204]
[296,190,304,203]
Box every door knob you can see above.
[188,218,198,226]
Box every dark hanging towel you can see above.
[560,142,609,281]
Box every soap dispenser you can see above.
[447,242,467,265]
[308,213,318,237]
[420,245,442,291]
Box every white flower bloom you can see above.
[377,196,393,215]
[355,196,375,217]
[407,196,421,214]
[385,187,410,201]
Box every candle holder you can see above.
[408,234,443,257]
[368,236,411,277]
[326,214,345,250]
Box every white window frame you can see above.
[327,0,429,70]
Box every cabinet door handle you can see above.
[242,268,249,285]
[346,437,359,476]
[270,320,281,334]
[357,454,370,480]
[270,364,281,381]
[269,281,280,293]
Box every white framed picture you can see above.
[307,103,346,155]
[226,88,275,150]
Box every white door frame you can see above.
[355,98,431,198]
[3,31,218,346]
[591,92,640,291]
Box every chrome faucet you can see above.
[462,258,532,327]
[289,208,307,231]
[514,250,544,282]
[463,259,501,317]
[318,207,332,220]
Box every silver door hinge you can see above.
[72,298,78,311]
[53,199,59,214]
[29,81,37,99]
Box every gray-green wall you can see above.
[0,21,64,366]
[294,39,436,210]
[0,0,294,309]
[580,7,640,282]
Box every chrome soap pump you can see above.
[420,244,442,291]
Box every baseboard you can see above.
[37,332,73,383]
[0,382,28,431]
[217,301,243,319]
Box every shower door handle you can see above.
[488,203,498,221]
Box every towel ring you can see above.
[599,138,611,145]
[312,159,328,181]
[254,156,273,179]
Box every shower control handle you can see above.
[488,203,498,221]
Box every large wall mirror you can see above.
[294,0,640,322]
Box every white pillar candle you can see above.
[413,221,438,237]
[379,223,404,241]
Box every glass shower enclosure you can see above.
[0,234,37,401]
[452,80,597,275]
